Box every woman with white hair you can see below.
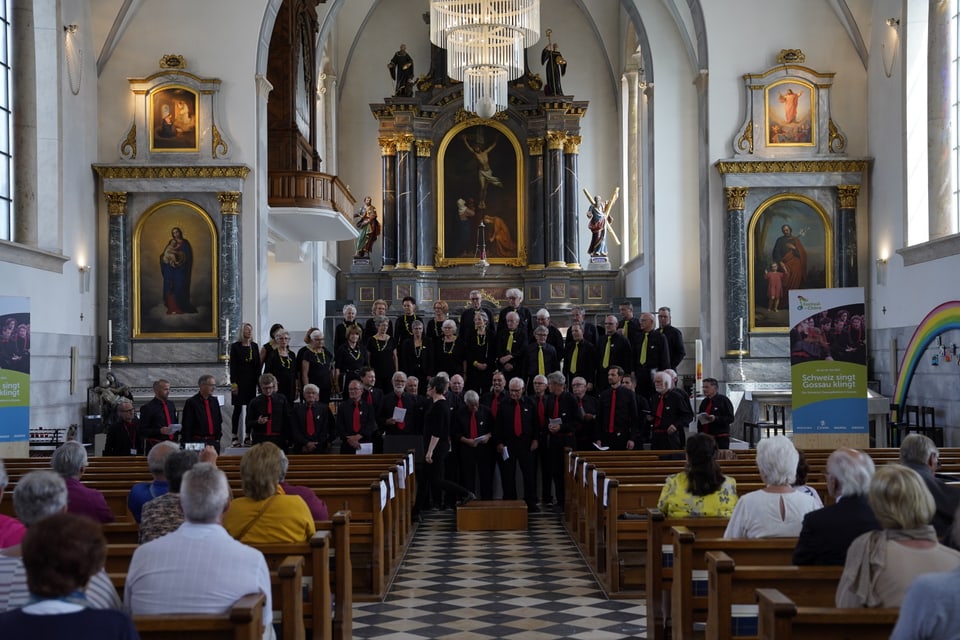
[299,328,334,402]
[723,435,819,538]
[334,304,360,353]
[434,319,465,379]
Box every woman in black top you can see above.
[335,325,368,391]
[259,322,284,368]
[425,300,455,353]
[300,329,334,401]
[229,322,261,445]
[334,304,361,353]
[366,317,398,392]
[434,319,465,379]
[464,313,495,394]
[263,329,297,402]
[398,320,432,394]
[418,374,474,512]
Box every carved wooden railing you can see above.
[268,171,356,216]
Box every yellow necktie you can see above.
[624,321,628,338]
[506,331,514,353]
[639,332,649,365]
[602,336,611,368]
[538,347,545,375]
[571,343,579,372]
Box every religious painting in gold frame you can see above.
[133,199,218,338]
[748,194,832,331]
[764,79,815,147]
[150,86,199,152]
[435,120,526,267]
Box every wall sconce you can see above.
[78,264,91,293]
[64,24,82,95]
[875,257,887,286]
[881,17,900,78]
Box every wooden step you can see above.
[456,500,529,531]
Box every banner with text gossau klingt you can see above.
[0,297,30,443]
[789,288,866,434]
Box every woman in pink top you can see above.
[0,461,26,548]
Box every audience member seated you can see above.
[0,513,138,639]
[890,513,960,639]
[793,448,879,565]
[0,460,26,548]
[724,435,819,538]
[792,449,824,508]
[0,470,121,611]
[278,448,328,521]
[836,463,960,607]
[50,442,114,524]
[127,441,178,523]
[139,447,209,543]
[657,433,738,518]
[125,462,275,640]
[899,433,960,540]
[222,443,316,544]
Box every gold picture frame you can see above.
[748,193,832,332]
[435,120,526,267]
[150,85,199,152]
[133,199,218,338]
[764,79,815,147]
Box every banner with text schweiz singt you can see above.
[789,288,866,434]
[0,297,30,443]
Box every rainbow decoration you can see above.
[893,300,960,408]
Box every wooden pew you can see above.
[133,592,267,640]
[756,588,899,640]
[643,511,729,639]
[706,551,842,640]
[671,529,797,640]
[254,531,331,640]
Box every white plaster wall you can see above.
[266,249,317,343]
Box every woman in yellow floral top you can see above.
[657,433,738,517]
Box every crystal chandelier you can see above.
[430,1,540,118]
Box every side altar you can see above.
[344,62,619,315]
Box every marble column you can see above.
[563,135,581,268]
[526,138,545,268]
[218,192,241,343]
[928,0,957,238]
[11,0,37,246]
[396,133,416,269]
[543,131,565,268]
[836,185,859,287]
[104,192,130,362]
[724,187,749,355]
[415,139,435,270]
[379,136,398,269]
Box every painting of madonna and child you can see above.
[750,196,830,330]
[437,123,524,266]
[134,200,218,338]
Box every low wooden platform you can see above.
[457,500,529,531]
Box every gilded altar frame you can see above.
[747,193,833,332]
[133,199,219,338]
[435,120,526,267]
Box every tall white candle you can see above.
[738,317,744,341]
[225,318,230,339]
[695,339,703,395]
[108,319,112,342]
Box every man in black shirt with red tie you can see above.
[454,390,496,499]
[543,372,578,510]
[104,398,141,456]
[246,373,294,450]
[181,374,223,451]
[570,376,599,451]
[596,366,639,450]
[697,377,734,449]
[291,383,334,453]
[481,371,508,421]
[495,377,539,511]
[380,371,418,436]
[139,379,178,452]
[335,379,377,453]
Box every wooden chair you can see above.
[134,592,266,640]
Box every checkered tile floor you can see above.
[353,511,647,639]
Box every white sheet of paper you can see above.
[357,442,374,455]
[392,407,407,422]
[501,445,509,461]
[168,424,182,433]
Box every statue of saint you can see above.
[583,187,620,257]
[354,197,381,258]
[388,44,414,97]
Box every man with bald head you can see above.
[792,448,880,565]
[634,311,670,401]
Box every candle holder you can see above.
[736,336,746,381]
[107,339,114,372]
[222,333,231,385]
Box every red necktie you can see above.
[353,402,361,433]
[608,389,617,433]
[162,402,173,440]
[537,397,545,425]
[396,395,405,431]
[705,398,713,415]
[365,390,374,405]
[552,396,560,419]
[470,411,478,439]
[204,397,214,436]
[266,396,274,435]
[655,394,665,427]
[514,402,522,437]
[491,394,500,418]
[306,404,315,436]
[125,422,137,448]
